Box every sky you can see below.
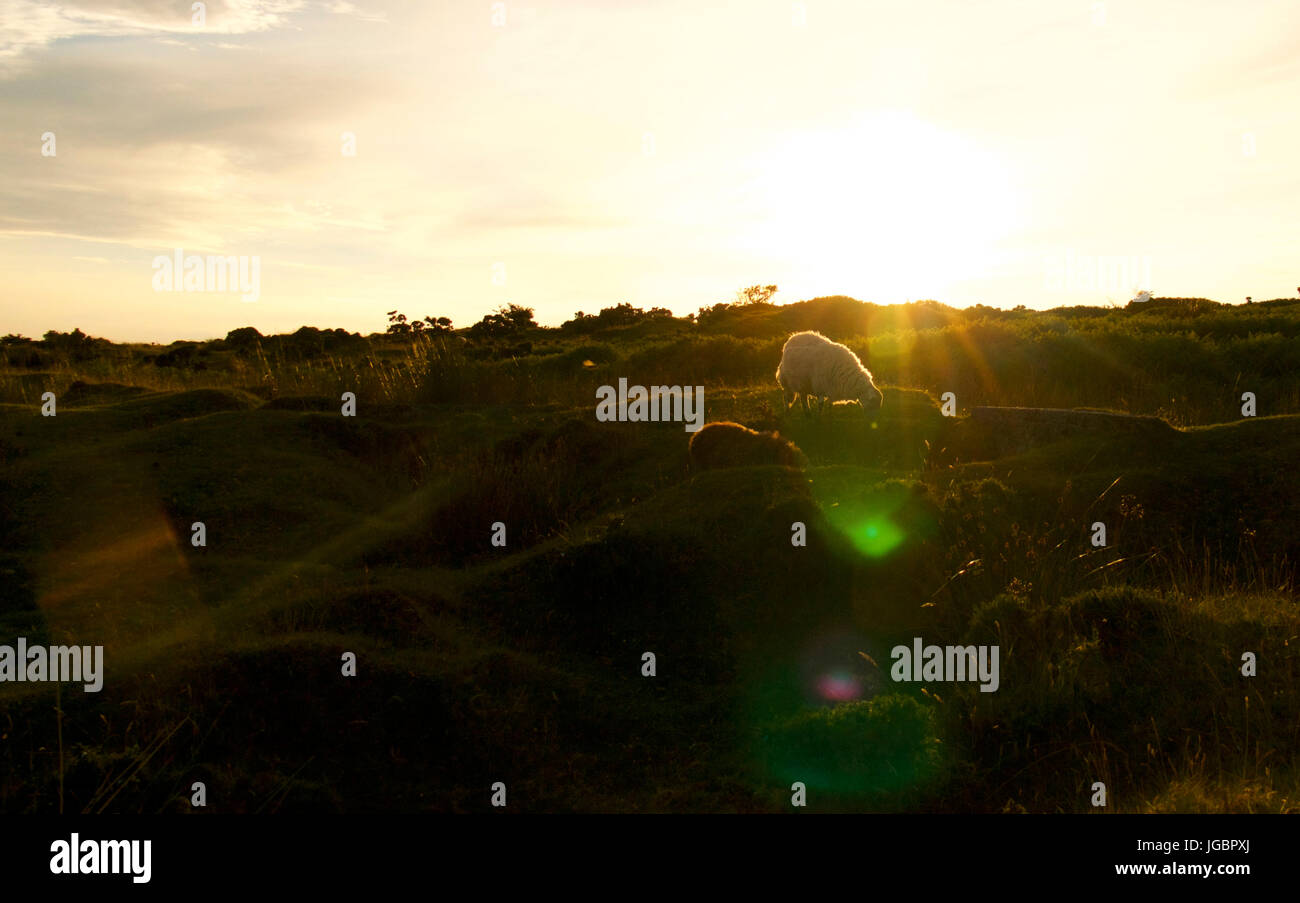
[1,0,1297,343]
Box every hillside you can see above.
[1,295,1297,812]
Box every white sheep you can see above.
[776,330,883,416]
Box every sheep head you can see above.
[858,373,884,413]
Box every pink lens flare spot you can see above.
[815,670,863,702]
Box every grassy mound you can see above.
[757,695,946,807]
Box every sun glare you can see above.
[740,111,1023,302]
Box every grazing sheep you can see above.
[776,331,883,416]
[689,421,808,471]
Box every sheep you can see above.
[776,330,883,417]
[688,421,808,471]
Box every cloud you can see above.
[326,1,386,22]
[0,1,400,70]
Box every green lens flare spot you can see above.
[848,517,905,557]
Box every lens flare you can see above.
[744,630,945,798]
[816,669,864,702]
[797,629,883,705]
[846,516,906,557]
[816,480,939,562]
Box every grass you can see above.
[2,295,1299,812]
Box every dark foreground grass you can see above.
[2,308,1298,812]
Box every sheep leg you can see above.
[800,394,811,415]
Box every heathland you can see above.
[1,293,1297,812]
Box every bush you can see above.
[758,695,945,800]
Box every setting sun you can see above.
[2,1,1296,341]
[739,111,1024,303]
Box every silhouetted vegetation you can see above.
[2,292,1298,812]
[561,302,674,334]
[386,311,453,335]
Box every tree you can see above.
[695,301,731,324]
[225,326,262,350]
[736,284,778,306]
[696,285,779,328]
[502,304,535,331]
[43,328,89,346]
[561,302,675,333]
[470,304,535,339]
[386,310,411,334]
[41,328,105,361]
[388,310,453,335]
